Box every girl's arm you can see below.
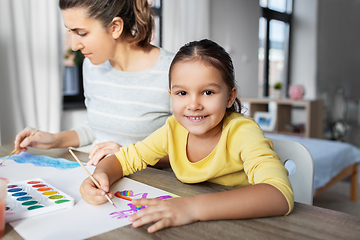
[129,183,288,233]
[80,154,123,205]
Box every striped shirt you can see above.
[73,48,174,148]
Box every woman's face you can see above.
[61,8,117,65]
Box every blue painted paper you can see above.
[1,152,81,170]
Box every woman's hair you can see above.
[59,0,154,47]
[169,39,242,113]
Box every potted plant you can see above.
[273,82,282,99]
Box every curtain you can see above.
[0,0,63,144]
[163,0,210,53]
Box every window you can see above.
[258,0,293,97]
[62,1,163,109]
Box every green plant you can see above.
[274,82,282,89]
[64,49,84,66]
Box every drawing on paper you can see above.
[0,152,81,170]
[110,190,174,219]
[115,190,148,201]
[110,203,146,219]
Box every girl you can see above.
[80,39,294,233]
[14,0,173,166]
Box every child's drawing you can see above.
[115,190,148,201]
[110,203,146,219]
[0,152,81,170]
[110,189,173,219]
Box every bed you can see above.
[265,133,360,201]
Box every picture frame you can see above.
[253,111,276,132]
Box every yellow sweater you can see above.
[115,113,294,214]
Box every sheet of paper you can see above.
[1,158,62,182]
[2,151,177,239]
[10,176,177,240]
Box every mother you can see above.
[14,0,173,166]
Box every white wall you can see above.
[290,0,318,100]
[209,0,260,98]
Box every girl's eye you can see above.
[176,91,187,96]
[203,90,214,95]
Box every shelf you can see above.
[241,98,324,138]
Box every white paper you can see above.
[10,177,176,240]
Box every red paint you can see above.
[32,184,47,188]
[27,181,41,185]
[0,200,5,238]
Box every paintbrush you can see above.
[68,149,117,208]
[0,129,39,165]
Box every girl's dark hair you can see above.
[59,0,154,47]
[169,39,242,113]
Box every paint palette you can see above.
[5,178,74,223]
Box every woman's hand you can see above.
[87,141,122,166]
[80,172,113,205]
[14,127,55,154]
[128,197,199,233]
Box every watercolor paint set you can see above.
[5,178,74,223]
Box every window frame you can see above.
[260,2,293,97]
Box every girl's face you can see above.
[170,60,237,138]
[61,8,117,65]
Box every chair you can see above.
[269,138,314,205]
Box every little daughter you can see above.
[80,39,294,233]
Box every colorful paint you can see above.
[115,190,148,201]
[110,189,174,219]
[5,178,74,223]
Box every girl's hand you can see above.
[87,141,122,166]
[80,172,113,205]
[14,127,55,153]
[128,197,199,233]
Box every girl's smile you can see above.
[186,115,208,123]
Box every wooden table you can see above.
[2,145,360,240]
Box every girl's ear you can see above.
[110,17,124,39]
[168,89,171,96]
[227,87,238,108]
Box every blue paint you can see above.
[0,152,82,170]
[12,192,27,197]
[8,188,22,193]
[16,196,33,201]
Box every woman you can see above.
[14,0,173,166]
